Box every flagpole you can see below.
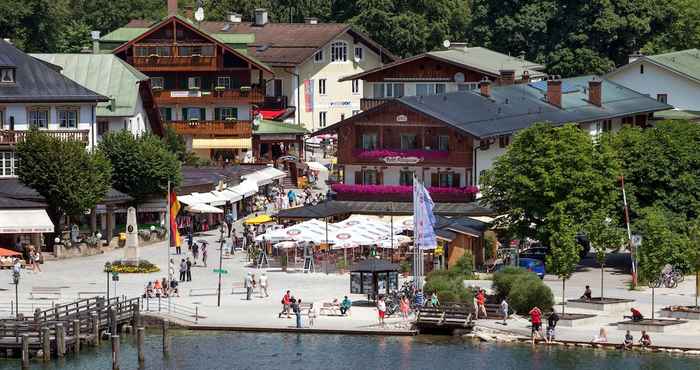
[167,180,171,312]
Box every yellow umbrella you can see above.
[245,214,273,225]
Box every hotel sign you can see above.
[381,156,423,164]
[396,115,408,122]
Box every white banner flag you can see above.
[413,177,437,250]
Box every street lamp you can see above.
[217,226,225,307]
[12,268,19,319]
[104,262,112,301]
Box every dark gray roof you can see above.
[0,40,108,103]
[180,165,268,189]
[0,178,131,204]
[398,75,673,138]
[331,200,494,217]
[275,201,351,219]
[350,258,400,272]
[434,215,489,237]
[0,196,46,210]
[435,229,457,241]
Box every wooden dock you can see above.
[0,296,141,365]
[415,303,475,335]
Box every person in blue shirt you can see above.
[340,296,352,315]
[415,289,425,308]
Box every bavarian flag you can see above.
[169,191,181,247]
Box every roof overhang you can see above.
[605,57,700,87]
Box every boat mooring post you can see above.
[162,319,171,355]
[111,334,120,370]
[137,327,145,363]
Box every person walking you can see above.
[529,306,544,345]
[192,242,200,264]
[186,257,192,282]
[179,259,186,281]
[292,298,302,328]
[476,289,488,319]
[400,295,410,321]
[259,272,269,298]
[377,296,387,327]
[245,273,253,300]
[201,242,208,267]
[546,311,560,343]
[279,290,292,318]
[186,231,193,254]
[500,298,509,325]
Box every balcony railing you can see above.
[332,184,478,203]
[261,95,288,110]
[153,87,265,105]
[344,148,471,166]
[0,130,90,145]
[169,120,252,136]
[360,98,392,111]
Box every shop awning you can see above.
[306,161,329,173]
[244,214,273,225]
[229,179,258,198]
[242,166,287,186]
[0,209,54,234]
[191,138,251,149]
[0,247,22,257]
[186,203,224,214]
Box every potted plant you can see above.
[279,254,288,272]
[240,85,251,97]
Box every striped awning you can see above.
[192,138,252,149]
[0,209,54,234]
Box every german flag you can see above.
[169,191,181,247]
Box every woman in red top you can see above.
[529,306,544,344]
[476,290,488,319]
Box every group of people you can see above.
[143,277,179,298]
[243,272,269,300]
[278,290,307,328]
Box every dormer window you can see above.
[0,68,15,84]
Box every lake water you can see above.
[1,331,699,370]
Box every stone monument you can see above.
[124,207,139,264]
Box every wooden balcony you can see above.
[360,98,392,111]
[342,148,472,167]
[128,55,218,71]
[0,130,90,145]
[169,120,252,136]
[153,88,265,105]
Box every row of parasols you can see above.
[255,215,414,250]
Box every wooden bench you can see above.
[189,288,219,297]
[299,302,312,317]
[29,287,62,300]
[319,302,342,316]
[231,283,247,294]
[77,292,106,299]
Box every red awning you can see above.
[255,109,287,120]
[0,247,21,257]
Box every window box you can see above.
[224,117,237,121]
[353,149,449,161]
[331,184,478,202]
[148,54,159,58]
[215,86,226,91]
[240,85,251,97]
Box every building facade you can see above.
[606,49,700,120]
[0,39,107,178]
[103,9,395,132]
[31,53,164,138]
[339,46,546,111]
[107,13,273,162]
[315,75,672,196]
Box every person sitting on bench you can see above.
[630,307,644,322]
[340,296,352,316]
[580,285,592,300]
[144,281,155,298]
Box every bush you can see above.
[492,267,540,299]
[451,252,475,279]
[508,278,554,314]
[400,260,412,274]
[424,270,471,303]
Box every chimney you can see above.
[167,0,178,16]
[254,8,268,26]
[228,12,242,23]
[479,78,492,98]
[91,31,100,54]
[304,17,318,24]
[499,69,515,85]
[184,5,193,20]
[546,77,562,108]
[588,78,602,107]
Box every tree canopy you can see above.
[16,129,112,228]
[3,0,698,74]
[99,131,182,201]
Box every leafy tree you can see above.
[99,131,182,201]
[0,0,71,52]
[16,129,112,234]
[687,219,700,307]
[545,206,581,314]
[480,123,620,247]
[584,209,626,300]
[634,206,692,281]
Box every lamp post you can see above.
[217,226,225,307]
[104,262,112,301]
[12,268,19,319]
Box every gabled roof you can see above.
[317,76,672,139]
[111,16,272,74]
[0,196,46,210]
[607,49,700,85]
[107,19,396,67]
[30,54,148,118]
[0,178,132,204]
[339,47,546,82]
[0,40,108,104]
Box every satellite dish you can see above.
[443,40,451,49]
[194,7,205,22]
